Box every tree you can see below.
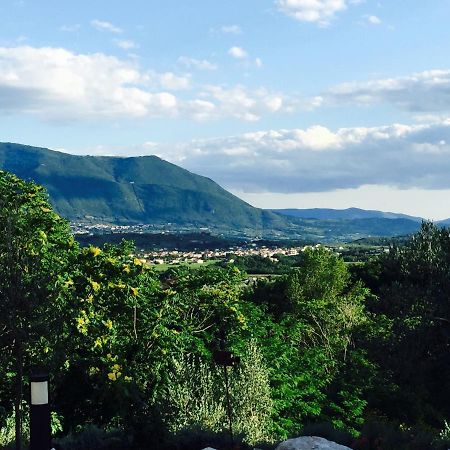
[286,247,368,365]
[268,247,371,436]
[52,240,161,430]
[0,170,76,449]
[361,222,450,427]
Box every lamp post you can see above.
[30,371,51,450]
[212,329,240,450]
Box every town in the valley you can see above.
[71,222,389,267]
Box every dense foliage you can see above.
[2,172,450,449]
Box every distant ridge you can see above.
[0,142,290,234]
[273,207,424,222]
[0,142,425,241]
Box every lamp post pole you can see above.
[30,371,51,450]
[212,329,240,450]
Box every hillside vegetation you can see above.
[0,142,288,232]
[0,142,424,241]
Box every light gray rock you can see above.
[275,436,352,450]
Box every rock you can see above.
[275,436,352,450]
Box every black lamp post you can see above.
[30,371,51,450]
[212,329,240,449]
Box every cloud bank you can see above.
[327,70,450,112]
[150,120,450,193]
[0,46,290,122]
[3,46,450,126]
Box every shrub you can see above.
[157,340,274,446]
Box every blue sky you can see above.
[1,0,450,218]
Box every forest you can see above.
[2,169,450,450]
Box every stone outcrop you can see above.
[275,436,352,450]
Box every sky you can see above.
[1,0,450,219]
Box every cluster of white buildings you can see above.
[71,222,157,235]
[138,244,322,266]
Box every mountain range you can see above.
[272,207,424,222]
[0,142,434,241]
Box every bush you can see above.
[157,340,275,446]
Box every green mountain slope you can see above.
[0,142,424,241]
[0,142,289,232]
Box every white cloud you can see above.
[327,69,450,112]
[276,0,350,26]
[228,47,262,69]
[91,19,122,33]
[289,125,343,150]
[367,15,381,24]
[0,46,177,120]
[114,39,138,50]
[183,85,291,121]
[196,85,287,121]
[147,71,191,90]
[0,46,292,122]
[144,119,450,193]
[228,46,247,59]
[178,56,218,71]
[184,99,217,121]
[414,113,450,123]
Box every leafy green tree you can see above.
[51,240,160,430]
[261,248,372,437]
[0,170,76,449]
[157,265,250,357]
[361,222,450,428]
[286,247,368,363]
